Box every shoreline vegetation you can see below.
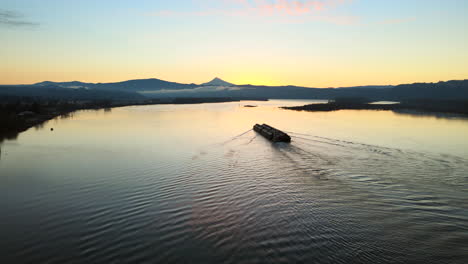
[281,98,468,117]
[0,97,267,142]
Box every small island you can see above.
[282,97,468,116]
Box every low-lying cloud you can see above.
[0,9,38,27]
[141,85,244,94]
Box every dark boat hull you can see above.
[253,124,291,143]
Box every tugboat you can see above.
[253,124,291,143]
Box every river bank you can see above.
[282,99,468,116]
[0,97,267,142]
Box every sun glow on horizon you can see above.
[1,0,468,86]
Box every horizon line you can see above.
[1,77,468,89]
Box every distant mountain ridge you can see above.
[35,81,95,89]
[34,77,235,91]
[0,85,144,101]
[32,77,391,92]
[3,78,465,101]
[35,78,198,91]
[201,77,234,87]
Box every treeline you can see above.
[282,98,468,116]
[0,85,145,101]
[170,97,268,104]
[398,99,468,115]
[0,97,118,139]
[218,80,468,101]
[0,95,270,142]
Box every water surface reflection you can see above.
[1,100,467,263]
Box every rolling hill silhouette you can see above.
[1,78,467,101]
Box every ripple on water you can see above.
[1,126,468,263]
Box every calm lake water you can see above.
[1,100,468,263]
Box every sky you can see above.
[1,0,468,87]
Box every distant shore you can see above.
[281,99,468,116]
[0,97,267,142]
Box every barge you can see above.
[253,124,291,143]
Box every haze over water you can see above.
[1,100,467,263]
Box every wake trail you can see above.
[193,129,254,158]
[244,135,258,146]
[204,129,254,148]
[287,130,404,155]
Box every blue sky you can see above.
[1,0,468,86]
